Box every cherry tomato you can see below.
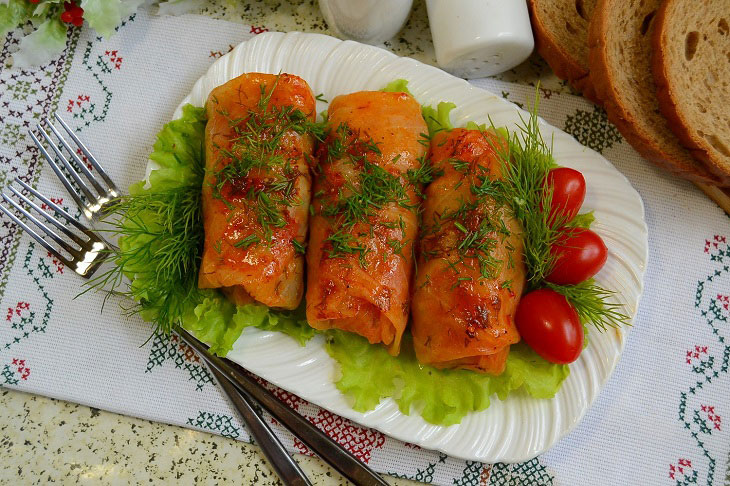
[546,228,607,285]
[544,167,586,224]
[515,289,583,364]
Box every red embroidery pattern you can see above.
[11,358,30,380]
[308,409,386,463]
[6,302,30,322]
[700,405,721,431]
[668,458,692,480]
[704,234,726,253]
[170,334,201,364]
[209,44,235,59]
[75,148,92,170]
[250,25,268,35]
[66,94,90,113]
[40,197,63,211]
[686,345,709,365]
[45,251,64,274]
[104,50,123,70]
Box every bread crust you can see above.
[587,0,721,184]
[528,0,599,103]
[694,183,730,214]
[651,0,730,184]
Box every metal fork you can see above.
[0,178,109,278]
[10,117,388,486]
[30,114,119,221]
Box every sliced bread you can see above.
[588,0,721,185]
[652,0,730,182]
[528,0,598,101]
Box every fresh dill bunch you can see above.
[493,106,562,286]
[548,280,629,331]
[483,93,630,331]
[87,182,205,336]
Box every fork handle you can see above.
[208,365,313,486]
[175,328,389,486]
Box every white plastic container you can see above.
[318,0,414,45]
[426,0,534,78]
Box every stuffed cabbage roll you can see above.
[411,128,525,374]
[306,91,428,355]
[198,73,316,310]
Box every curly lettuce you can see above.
[327,331,568,426]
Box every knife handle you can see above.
[175,327,389,486]
[208,365,313,486]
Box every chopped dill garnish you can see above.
[292,239,307,254]
[210,76,325,244]
[314,121,427,267]
[234,234,260,248]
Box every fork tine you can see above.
[2,194,81,256]
[14,178,94,236]
[53,113,120,197]
[36,125,98,202]
[30,131,89,214]
[1,196,79,259]
[7,185,88,248]
[43,118,108,195]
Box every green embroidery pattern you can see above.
[488,459,554,486]
[71,15,135,132]
[145,332,214,391]
[563,105,622,154]
[388,452,447,483]
[186,411,242,439]
[675,235,730,486]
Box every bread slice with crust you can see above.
[528,0,599,102]
[652,0,730,182]
[588,0,721,184]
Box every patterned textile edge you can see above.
[0,27,81,301]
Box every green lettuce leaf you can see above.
[326,331,569,426]
[422,101,455,138]
[381,79,413,95]
[80,0,124,38]
[11,18,67,68]
[0,0,34,38]
[566,211,595,229]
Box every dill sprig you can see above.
[491,106,562,285]
[486,94,630,331]
[548,280,629,331]
[86,182,205,336]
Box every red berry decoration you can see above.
[60,1,84,26]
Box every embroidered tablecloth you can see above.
[0,8,728,486]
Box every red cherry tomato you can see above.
[546,228,607,285]
[544,167,586,224]
[515,289,583,364]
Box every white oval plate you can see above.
[167,32,648,463]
